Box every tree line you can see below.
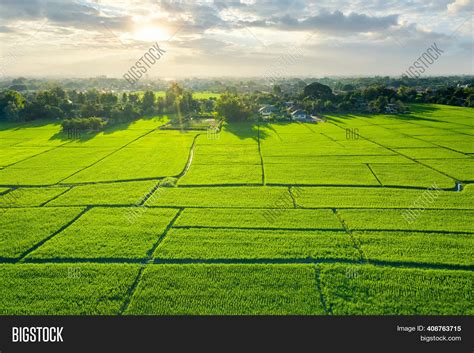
[0,81,472,125]
[0,83,211,126]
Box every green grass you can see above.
[154,228,359,260]
[48,181,157,206]
[355,231,474,266]
[27,207,178,260]
[0,264,139,314]
[320,264,473,314]
[0,207,84,259]
[125,264,324,315]
[174,208,343,229]
[337,209,474,233]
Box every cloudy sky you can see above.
[0,0,472,78]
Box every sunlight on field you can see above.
[0,103,472,315]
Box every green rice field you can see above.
[0,103,472,315]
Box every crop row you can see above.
[0,263,471,315]
[5,184,472,208]
[154,228,359,260]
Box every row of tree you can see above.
[0,81,472,123]
[0,83,211,123]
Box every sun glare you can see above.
[133,26,169,42]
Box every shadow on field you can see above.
[0,118,60,132]
[326,104,442,125]
[223,121,269,141]
[48,115,166,143]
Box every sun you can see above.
[133,26,169,42]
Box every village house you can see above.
[258,105,277,117]
[291,109,309,121]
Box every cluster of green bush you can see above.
[61,117,107,132]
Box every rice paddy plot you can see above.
[124,264,325,315]
[368,163,454,188]
[416,135,473,154]
[264,132,323,144]
[154,228,359,260]
[0,207,84,259]
[393,127,458,136]
[0,186,69,207]
[0,147,54,167]
[410,104,473,122]
[125,130,196,149]
[174,208,342,230]
[198,123,258,145]
[62,145,192,183]
[337,209,474,233]
[192,145,261,165]
[0,124,65,148]
[420,159,474,181]
[27,207,178,260]
[260,122,314,135]
[48,180,157,206]
[295,187,474,209]
[7,147,114,168]
[64,120,167,148]
[371,137,437,148]
[319,264,473,315]
[0,166,88,185]
[354,231,474,266]
[264,155,410,164]
[0,264,140,314]
[145,186,290,208]
[265,163,379,185]
[265,146,396,157]
[394,147,468,159]
[179,163,262,185]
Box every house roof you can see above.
[291,109,307,116]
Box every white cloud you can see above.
[0,0,472,77]
[447,0,473,13]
